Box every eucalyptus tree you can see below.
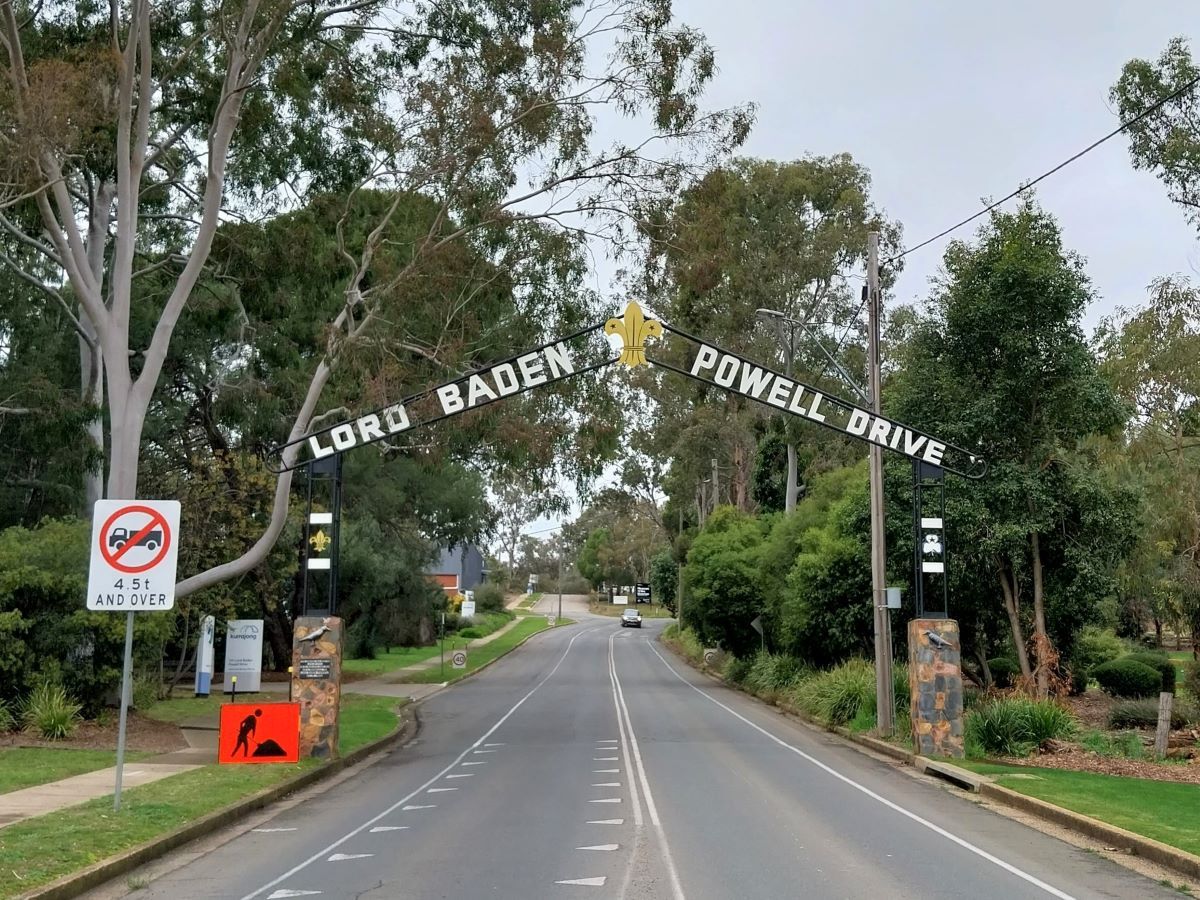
[0,0,749,599]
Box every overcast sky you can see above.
[514,2,1199,547]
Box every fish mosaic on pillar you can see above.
[907,619,964,759]
[291,615,343,759]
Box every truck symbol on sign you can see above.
[108,527,163,552]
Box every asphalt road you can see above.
[90,603,1181,900]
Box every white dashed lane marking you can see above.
[592,782,620,787]
[587,819,624,825]
[368,826,407,833]
[267,891,320,898]
[445,773,474,779]
[402,804,436,811]
[327,854,373,862]
[576,844,619,851]
[593,768,619,773]
[426,787,458,793]
[556,877,606,887]
[588,798,621,804]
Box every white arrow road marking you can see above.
[327,854,373,862]
[473,749,497,754]
[368,826,408,833]
[444,773,474,779]
[483,742,505,747]
[555,877,606,886]
[592,782,620,787]
[588,798,621,803]
[461,761,487,766]
[253,828,298,833]
[427,787,458,793]
[593,769,619,773]
[402,804,436,811]
[576,845,619,852]
[593,757,617,761]
[267,890,321,898]
[587,819,624,825]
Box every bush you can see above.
[792,659,874,726]
[132,676,160,710]
[0,698,14,732]
[1080,728,1144,759]
[986,657,1020,689]
[473,582,506,614]
[22,682,82,740]
[723,655,753,685]
[1185,660,1200,698]
[1067,666,1089,696]
[663,625,705,665]
[964,697,1077,757]
[458,627,481,639]
[1093,658,1163,698]
[743,652,807,694]
[1071,626,1125,675]
[1108,699,1196,730]
[1124,652,1176,694]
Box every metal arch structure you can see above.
[267,302,985,617]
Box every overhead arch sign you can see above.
[268,304,986,480]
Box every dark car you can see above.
[621,608,642,628]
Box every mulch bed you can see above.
[994,747,1200,785]
[0,712,186,754]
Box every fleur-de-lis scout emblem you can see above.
[309,528,331,554]
[604,302,663,367]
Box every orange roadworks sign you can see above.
[218,702,300,765]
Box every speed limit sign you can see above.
[451,649,467,669]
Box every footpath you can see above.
[2,613,535,830]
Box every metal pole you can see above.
[557,538,563,622]
[711,458,719,509]
[330,452,343,615]
[867,231,895,736]
[113,610,134,811]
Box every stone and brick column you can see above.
[291,616,343,760]
[907,619,964,758]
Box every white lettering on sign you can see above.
[686,343,955,468]
[308,402,413,459]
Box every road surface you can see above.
[89,606,1180,899]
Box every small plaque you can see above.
[298,657,333,680]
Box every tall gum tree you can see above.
[0,0,750,599]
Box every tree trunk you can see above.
[785,443,798,513]
[1031,530,1049,698]
[79,315,105,513]
[733,442,748,511]
[998,567,1032,678]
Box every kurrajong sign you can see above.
[267,303,986,480]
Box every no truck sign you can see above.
[87,500,181,611]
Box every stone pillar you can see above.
[292,616,343,760]
[907,619,964,759]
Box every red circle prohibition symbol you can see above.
[99,505,172,574]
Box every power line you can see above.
[885,72,1200,268]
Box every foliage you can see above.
[0,699,15,732]
[722,655,754,685]
[1108,699,1195,731]
[888,200,1138,692]
[741,652,808,695]
[791,659,875,726]
[1185,660,1200,699]
[473,582,507,615]
[964,698,1077,757]
[1124,652,1177,694]
[649,550,678,614]
[21,682,83,741]
[1070,627,1126,676]
[662,624,705,667]
[1079,729,1146,760]
[681,507,767,658]
[986,658,1020,689]
[1092,658,1163,699]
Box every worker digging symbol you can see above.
[230,708,289,759]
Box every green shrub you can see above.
[22,681,82,740]
[744,652,807,694]
[458,627,481,639]
[986,657,1020,688]
[1067,666,1089,696]
[964,697,1076,757]
[473,582,506,614]
[1124,652,1176,694]
[132,676,160,710]
[1093,658,1163,698]
[1108,699,1195,730]
[664,626,705,665]
[723,655,753,685]
[1079,728,1144,759]
[0,698,14,731]
[1185,660,1200,698]
[792,659,874,726]
[1071,626,1125,674]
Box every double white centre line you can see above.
[609,631,685,900]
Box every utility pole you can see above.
[711,458,719,510]
[867,231,895,736]
[557,537,563,622]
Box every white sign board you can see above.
[613,595,629,605]
[87,499,181,611]
[224,619,264,693]
[461,600,476,619]
[195,615,215,696]
[451,649,467,669]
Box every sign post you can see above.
[86,499,180,812]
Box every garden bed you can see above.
[0,711,185,754]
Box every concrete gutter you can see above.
[659,635,1200,886]
[19,709,420,900]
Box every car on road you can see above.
[621,608,642,628]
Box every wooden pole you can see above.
[1155,691,1174,758]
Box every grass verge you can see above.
[589,601,673,618]
[143,692,274,724]
[0,748,150,795]
[395,616,567,684]
[0,698,407,898]
[343,612,514,678]
[516,592,543,609]
[955,760,1200,856]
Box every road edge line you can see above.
[658,634,1200,887]
[17,707,420,900]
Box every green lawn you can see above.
[517,591,543,609]
[589,600,674,618]
[0,748,150,795]
[956,760,1200,856]
[343,612,514,678]
[0,696,406,898]
[396,616,565,684]
[143,691,275,724]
